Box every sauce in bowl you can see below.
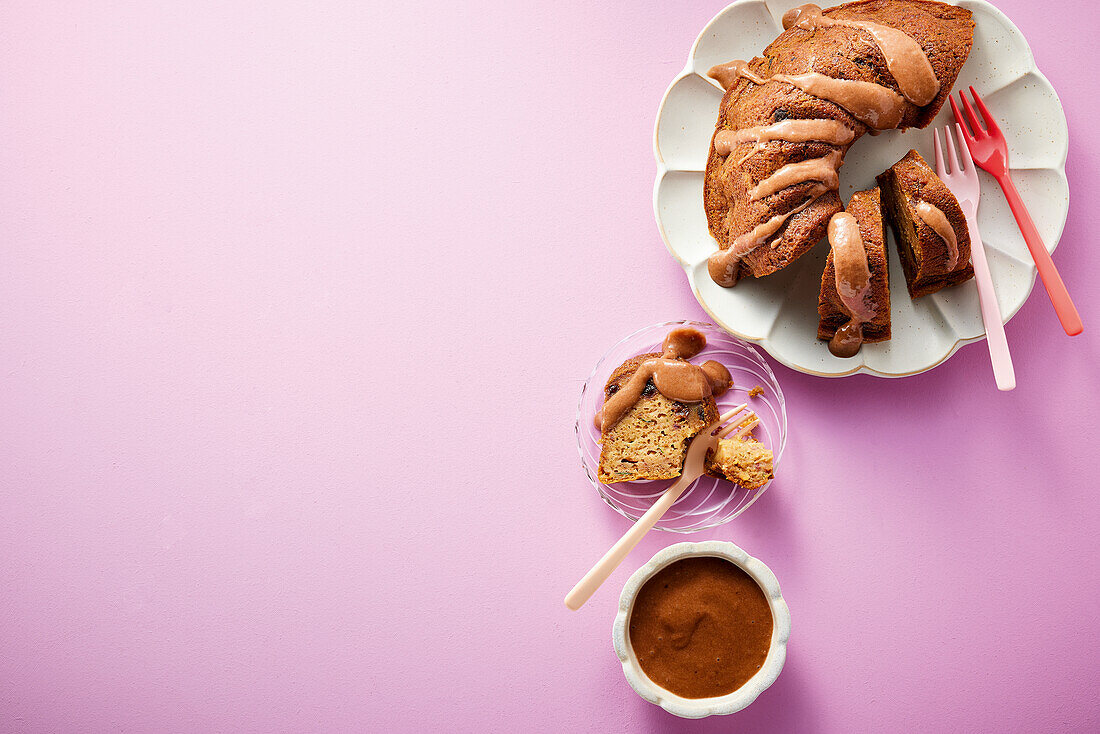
[628,556,773,699]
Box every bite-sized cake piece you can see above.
[706,437,774,490]
[704,1,974,287]
[597,328,732,483]
[818,187,891,357]
[877,149,974,297]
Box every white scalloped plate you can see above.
[654,0,1069,377]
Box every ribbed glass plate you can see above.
[576,321,787,532]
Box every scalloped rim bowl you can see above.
[613,541,792,718]
[575,320,787,533]
[653,0,1070,378]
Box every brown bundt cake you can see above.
[877,149,974,297]
[818,187,891,357]
[596,328,732,483]
[704,0,973,287]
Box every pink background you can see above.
[1,1,1097,731]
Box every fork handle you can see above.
[994,172,1083,336]
[564,475,691,610]
[962,205,1015,391]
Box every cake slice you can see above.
[818,187,891,357]
[877,149,974,298]
[596,327,732,484]
[597,353,718,483]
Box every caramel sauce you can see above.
[595,328,732,432]
[829,212,876,323]
[774,72,905,131]
[707,61,905,131]
[826,212,877,358]
[629,557,773,699]
[829,320,864,358]
[714,119,855,164]
[707,59,756,90]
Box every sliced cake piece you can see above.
[596,327,732,484]
[818,187,891,358]
[877,149,974,298]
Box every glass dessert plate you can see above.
[576,320,787,533]
[653,0,1069,377]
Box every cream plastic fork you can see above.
[564,404,752,610]
[934,124,1015,391]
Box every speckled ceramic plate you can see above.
[654,0,1069,377]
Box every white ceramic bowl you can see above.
[653,0,1070,378]
[612,541,791,718]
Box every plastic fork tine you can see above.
[734,418,759,440]
[716,404,748,426]
[717,416,758,440]
[958,90,984,136]
[955,123,975,170]
[944,125,961,173]
[933,127,945,173]
[714,409,753,438]
[714,410,754,438]
[949,95,970,139]
[969,86,1002,136]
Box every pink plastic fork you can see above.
[951,86,1082,336]
[934,125,1015,391]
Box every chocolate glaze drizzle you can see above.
[714,119,855,164]
[783,3,940,106]
[914,199,959,270]
[595,327,732,432]
[708,62,905,131]
[708,192,823,287]
[749,149,843,200]
[826,211,877,357]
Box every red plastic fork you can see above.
[951,86,1082,336]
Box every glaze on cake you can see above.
[596,328,732,483]
[818,187,891,356]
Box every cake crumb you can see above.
[748,386,765,398]
[708,438,774,490]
